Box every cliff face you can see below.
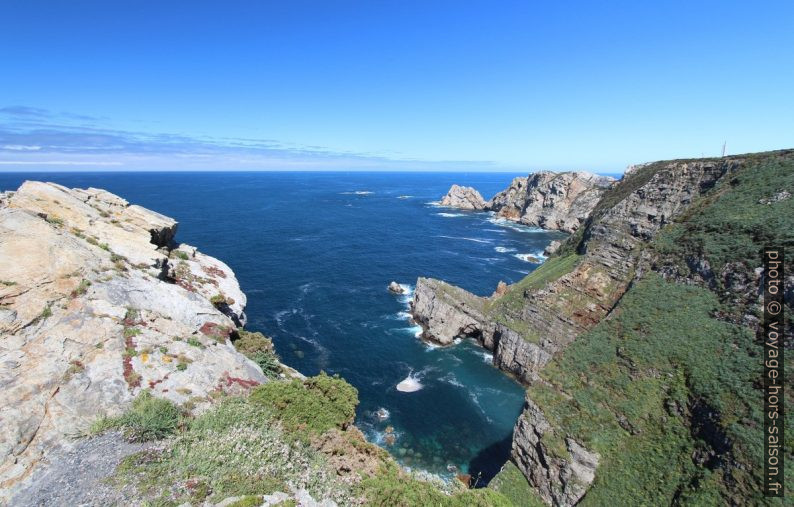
[0,182,266,497]
[487,171,614,233]
[439,171,615,232]
[413,150,794,505]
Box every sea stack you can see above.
[439,184,487,210]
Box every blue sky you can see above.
[1,1,792,172]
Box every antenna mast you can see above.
[721,141,726,157]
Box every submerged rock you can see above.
[440,184,487,210]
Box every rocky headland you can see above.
[415,150,794,505]
[439,170,616,233]
[0,182,269,499]
[0,181,516,506]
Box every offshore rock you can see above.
[439,184,487,210]
[387,281,405,294]
[0,182,266,499]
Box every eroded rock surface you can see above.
[0,182,265,499]
[412,156,765,505]
[439,171,615,232]
[487,171,614,233]
[439,184,487,210]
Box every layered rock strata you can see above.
[413,156,761,505]
[440,171,615,232]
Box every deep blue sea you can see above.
[0,172,568,483]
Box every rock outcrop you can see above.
[439,184,487,210]
[487,171,614,233]
[0,181,267,499]
[387,281,405,294]
[439,171,615,232]
[413,153,787,505]
[511,398,599,506]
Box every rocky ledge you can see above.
[440,171,615,233]
[0,182,268,498]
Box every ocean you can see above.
[0,171,567,483]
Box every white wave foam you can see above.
[514,253,544,263]
[398,325,424,338]
[487,215,544,233]
[425,200,442,207]
[436,212,466,218]
[397,195,413,199]
[340,190,373,195]
[441,373,464,388]
[436,235,492,244]
[494,246,516,253]
[479,350,494,363]
[396,372,424,392]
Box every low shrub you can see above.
[250,372,358,437]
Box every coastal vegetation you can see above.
[95,373,516,506]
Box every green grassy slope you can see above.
[523,150,794,504]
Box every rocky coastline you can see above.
[439,170,615,233]
[414,150,794,505]
[0,182,277,500]
[1,181,518,506]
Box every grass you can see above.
[358,462,513,506]
[210,293,227,306]
[484,252,581,340]
[92,391,182,441]
[186,337,204,348]
[45,214,64,227]
[250,373,358,438]
[489,462,545,507]
[70,278,91,298]
[233,329,283,378]
[652,152,794,274]
[108,396,355,504]
[527,274,784,504]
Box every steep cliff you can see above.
[1,182,518,506]
[439,171,615,232]
[0,182,268,498]
[413,150,794,504]
[487,171,614,233]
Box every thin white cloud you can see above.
[0,160,122,166]
[2,144,41,151]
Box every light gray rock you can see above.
[439,184,486,210]
[387,281,405,294]
[487,171,615,233]
[0,182,268,500]
[511,397,599,506]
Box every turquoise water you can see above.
[0,172,566,482]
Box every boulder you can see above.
[387,281,405,294]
